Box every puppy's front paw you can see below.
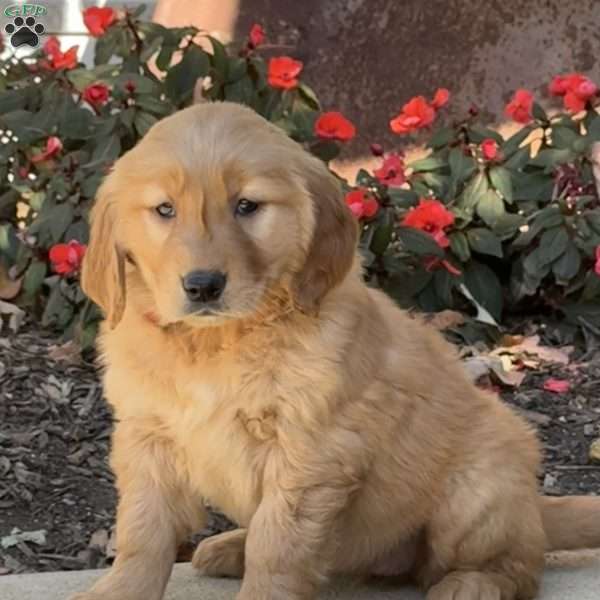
[192,528,246,578]
[427,571,503,600]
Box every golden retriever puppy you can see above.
[73,102,600,600]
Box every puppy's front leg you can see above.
[71,425,204,600]
[238,459,359,600]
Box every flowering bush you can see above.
[352,84,600,328]
[1,5,599,345]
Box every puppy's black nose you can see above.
[182,270,227,304]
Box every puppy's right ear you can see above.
[81,182,126,329]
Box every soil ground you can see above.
[0,324,598,575]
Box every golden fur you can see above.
[73,102,600,600]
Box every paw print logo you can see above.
[5,16,45,48]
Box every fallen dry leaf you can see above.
[48,340,83,364]
[0,265,22,300]
[491,335,573,366]
[463,355,526,387]
[543,378,571,393]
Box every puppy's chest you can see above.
[166,362,287,524]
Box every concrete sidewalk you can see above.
[1,553,600,600]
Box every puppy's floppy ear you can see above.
[81,183,127,329]
[293,162,358,313]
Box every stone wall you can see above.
[155,0,600,158]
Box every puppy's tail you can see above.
[541,495,600,551]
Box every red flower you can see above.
[83,83,110,107]
[595,246,600,277]
[31,136,63,163]
[424,257,462,276]
[390,96,436,135]
[314,111,356,142]
[124,80,136,94]
[402,199,455,248]
[49,241,87,276]
[373,153,406,187]
[505,89,534,124]
[268,57,303,90]
[431,87,450,109]
[42,36,78,71]
[249,24,265,48]
[550,73,598,113]
[344,189,379,219]
[481,138,499,161]
[83,7,117,37]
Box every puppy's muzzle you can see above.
[182,270,227,307]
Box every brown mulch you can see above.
[0,324,599,575]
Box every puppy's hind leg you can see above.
[419,481,545,600]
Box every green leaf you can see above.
[308,140,340,163]
[225,76,256,105]
[503,146,530,170]
[370,222,393,255]
[397,227,444,257]
[29,203,75,244]
[297,83,321,111]
[140,34,164,63]
[449,231,471,262]
[134,95,173,116]
[459,171,488,211]
[538,227,569,265]
[208,36,229,81]
[512,171,554,203]
[165,45,210,103]
[387,188,418,208]
[530,148,575,171]
[492,213,526,238]
[488,166,513,203]
[552,243,581,283]
[467,228,503,257]
[409,156,446,172]
[467,125,504,145]
[94,27,120,65]
[532,102,548,122]
[133,111,158,137]
[427,127,454,150]
[476,189,505,227]
[463,261,503,321]
[551,126,579,150]
[22,260,46,297]
[90,135,121,166]
[448,148,476,189]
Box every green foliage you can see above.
[1,5,600,344]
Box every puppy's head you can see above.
[82,102,358,328]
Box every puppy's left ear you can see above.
[293,161,358,313]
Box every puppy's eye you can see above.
[235,198,259,217]
[155,202,176,219]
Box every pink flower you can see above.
[82,82,110,107]
[431,88,450,109]
[390,96,436,134]
[314,111,356,141]
[31,136,63,163]
[83,7,117,37]
[402,199,455,248]
[505,89,534,124]
[481,138,499,161]
[49,241,87,276]
[248,24,265,48]
[268,57,303,90]
[344,189,379,219]
[543,378,570,394]
[373,153,406,187]
[549,73,598,113]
